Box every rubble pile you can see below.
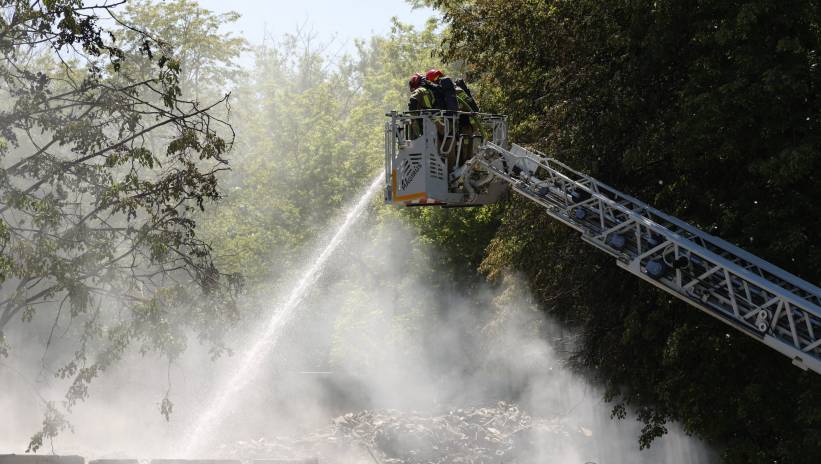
[333,402,572,463]
[222,402,583,463]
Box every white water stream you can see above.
[180,173,385,456]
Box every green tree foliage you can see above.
[200,19,449,286]
[422,0,821,462]
[0,1,241,449]
[120,0,247,97]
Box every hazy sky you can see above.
[196,0,439,51]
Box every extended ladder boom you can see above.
[472,143,821,374]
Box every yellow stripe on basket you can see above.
[396,192,428,202]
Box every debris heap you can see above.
[222,402,584,463]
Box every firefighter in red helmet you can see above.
[408,72,435,112]
[408,72,437,138]
[424,69,482,170]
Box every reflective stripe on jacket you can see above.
[456,87,480,113]
[409,87,435,111]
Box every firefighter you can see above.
[425,69,482,170]
[407,72,436,138]
[408,72,435,112]
[424,69,479,113]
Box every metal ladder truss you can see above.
[473,142,821,374]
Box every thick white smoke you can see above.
[1,194,715,463]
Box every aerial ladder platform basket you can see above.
[385,110,509,207]
[385,110,821,374]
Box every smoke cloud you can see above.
[1,197,715,463]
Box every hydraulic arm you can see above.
[470,142,821,374]
[385,111,821,374]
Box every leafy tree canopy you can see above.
[418,1,821,462]
[0,0,242,449]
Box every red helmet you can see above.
[409,72,423,90]
[425,68,444,82]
